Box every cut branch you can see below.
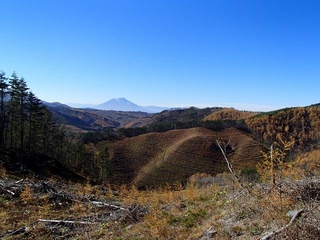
[0,186,15,195]
[260,209,304,240]
[37,219,95,225]
[216,140,246,191]
[90,200,129,211]
[48,191,129,211]
[0,226,27,239]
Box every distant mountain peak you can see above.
[109,98,132,104]
[95,98,167,113]
[54,98,168,113]
[115,97,126,101]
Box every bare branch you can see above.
[260,209,304,240]
[0,186,15,195]
[216,140,234,174]
[37,219,95,225]
[0,226,27,239]
[90,201,129,211]
[216,140,244,189]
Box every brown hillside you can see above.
[107,127,264,188]
[48,105,154,131]
[141,107,222,127]
[204,108,258,121]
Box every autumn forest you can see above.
[0,71,319,239]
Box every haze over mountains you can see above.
[67,98,168,113]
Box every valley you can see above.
[0,73,319,239]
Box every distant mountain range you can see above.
[67,98,168,113]
[42,98,168,131]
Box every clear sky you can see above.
[1,0,319,111]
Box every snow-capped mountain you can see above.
[94,98,142,111]
[67,98,167,113]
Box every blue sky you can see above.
[1,0,319,111]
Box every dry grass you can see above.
[1,168,319,239]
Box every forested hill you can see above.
[41,96,320,156]
[0,71,90,179]
[44,104,258,133]
[0,71,60,154]
[44,103,155,131]
[204,108,258,121]
[2,69,320,188]
[246,104,320,150]
[141,107,223,126]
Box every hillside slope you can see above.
[47,105,257,133]
[107,127,264,188]
[204,108,259,121]
[141,107,222,127]
[47,105,154,131]
[246,104,320,149]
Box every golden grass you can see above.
[0,164,319,239]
